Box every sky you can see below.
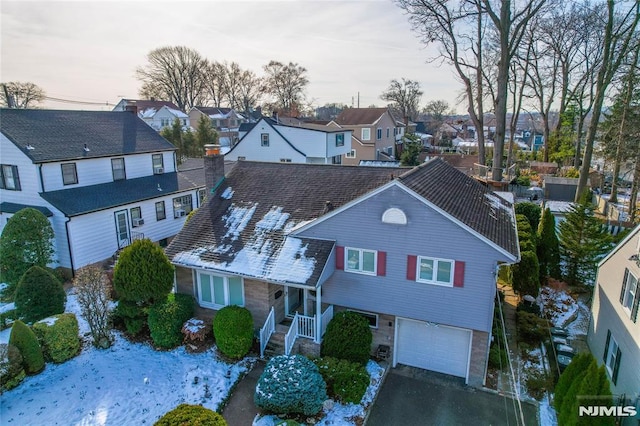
[0,0,461,113]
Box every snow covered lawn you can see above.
[1,289,387,426]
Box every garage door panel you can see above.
[397,318,471,379]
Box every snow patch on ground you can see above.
[539,395,558,426]
[538,287,579,327]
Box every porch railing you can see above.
[297,314,315,339]
[259,307,275,358]
[320,305,334,337]
[285,313,299,355]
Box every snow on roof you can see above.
[220,187,234,200]
[222,203,257,241]
[545,200,574,214]
[166,107,188,118]
[138,108,157,118]
[359,161,401,167]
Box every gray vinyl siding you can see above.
[298,185,512,333]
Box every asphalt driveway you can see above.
[367,365,538,426]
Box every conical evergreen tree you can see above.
[194,114,218,157]
[537,207,561,283]
[558,191,612,285]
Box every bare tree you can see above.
[237,69,262,114]
[202,61,226,108]
[74,266,113,349]
[575,0,640,201]
[136,46,208,111]
[1,82,45,108]
[262,61,309,115]
[380,78,424,124]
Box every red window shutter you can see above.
[377,251,386,276]
[406,255,417,280]
[335,246,344,270]
[453,261,465,287]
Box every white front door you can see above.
[114,210,130,249]
[285,286,303,318]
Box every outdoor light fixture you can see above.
[629,253,640,267]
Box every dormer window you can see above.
[61,163,78,185]
[382,208,407,225]
[111,158,126,181]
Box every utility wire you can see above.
[44,96,115,106]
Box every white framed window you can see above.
[417,256,454,286]
[261,133,270,147]
[346,149,356,158]
[279,158,292,163]
[130,207,143,227]
[386,128,390,138]
[604,332,618,375]
[61,163,78,185]
[173,194,193,218]
[361,128,371,141]
[347,309,378,328]
[621,269,638,314]
[332,155,342,165]
[377,128,382,140]
[111,158,126,181]
[152,154,164,173]
[346,247,377,275]
[197,271,244,309]
[155,201,166,221]
[336,133,345,147]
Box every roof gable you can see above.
[0,109,176,163]
[227,118,306,157]
[335,108,391,126]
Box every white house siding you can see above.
[40,152,175,191]
[0,135,44,205]
[297,185,511,334]
[225,125,306,163]
[587,229,640,404]
[67,189,199,269]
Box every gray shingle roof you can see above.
[166,161,403,286]
[398,158,518,258]
[0,202,53,217]
[40,171,204,216]
[334,108,390,125]
[0,109,175,163]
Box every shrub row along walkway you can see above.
[222,361,265,425]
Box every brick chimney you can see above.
[124,104,138,115]
[204,144,225,196]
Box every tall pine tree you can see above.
[558,191,612,286]
[194,114,218,157]
[537,207,561,283]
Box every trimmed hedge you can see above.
[213,306,253,359]
[148,294,195,349]
[114,300,147,336]
[321,311,372,365]
[14,265,66,324]
[9,320,44,374]
[0,343,25,390]
[314,357,369,404]
[32,313,80,363]
[154,404,227,426]
[255,355,327,416]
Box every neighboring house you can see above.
[165,154,519,387]
[189,107,247,147]
[587,225,640,419]
[224,117,352,165]
[0,109,206,273]
[329,108,398,165]
[113,99,189,131]
[543,176,587,202]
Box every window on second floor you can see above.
[173,194,193,218]
[386,128,390,138]
[346,149,356,158]
[332,155,342,165]
[620,268,639,322]
[152,154,164,174]
[346,247,377,275]
[261,133,270,147]
[417,256,454,287]
[336,133,344,147]
[377,128,382,140]
[111,158,126,181]
[361,128,371,141]
[61,163,78,185]
[0,165,21,191]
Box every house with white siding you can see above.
[0,108,205,273]
[588,225,640,420]
[165,153,519,387]
[224,117,352,164]
[113,99,190,131]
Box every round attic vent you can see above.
[382,208,407,225]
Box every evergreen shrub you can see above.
[321,311,372,365]
[114,300,147,335]
[515,311,548,344]
[314,357,369,404]
[148,294,195,349]
[14,266,66,323]
[32,313,80,363]
[9,320,44,374]
[0,343,25,390]
[154,404,227,426]
[515,202,542,231]
[254,355,327,416]
[213,305,253,359]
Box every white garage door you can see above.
[396,318,471,380]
